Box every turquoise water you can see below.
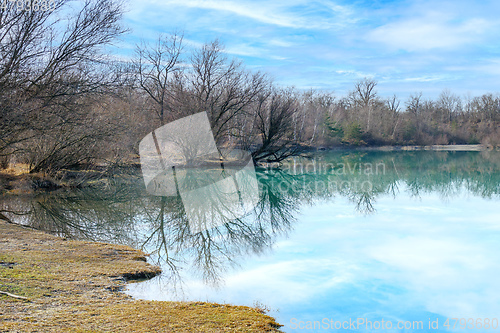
[127,151,500,332]
[4,151,500,332]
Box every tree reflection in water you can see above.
[1,151,499,287]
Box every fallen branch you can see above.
[0,290,29,301]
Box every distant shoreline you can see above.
[314,144,499,152]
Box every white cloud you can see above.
[154,0,305,28]
[476,58,500,75]
[447,59,500,76]
[367,16,494,52]
[224,44,267,57]
[268,39,295,48]
[141,0,355,30]
[122,0,500,98]
[334,69,374,79]
[402,76,444,82]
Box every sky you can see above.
[120,0,500,100]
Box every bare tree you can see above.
[349,78,378,131]
[386,94,401,141]
[135,32,184,125]
[0,0,127,172]
[251,88,302,163]
[189,40,268,144]
[437,89,462,124]
[351,78,378,106]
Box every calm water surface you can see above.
[2,151,500,332]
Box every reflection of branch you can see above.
[387,181,399,198]
[354,192,375,214]
[140,196,183,284]
[391,158,400,178]
[2,169,297,289]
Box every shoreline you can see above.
[0,220,283,332]
[313,144,498,152]
[353,144,497,152]
[1,145,497,193]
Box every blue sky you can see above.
[121,0,500,100]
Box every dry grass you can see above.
[0,221,283,332]
[0,164,31,177]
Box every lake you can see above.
[2,150,500,332]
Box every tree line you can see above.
[1,0,499,175]
[321,79,500,147]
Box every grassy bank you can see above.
[0,221,283,332]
